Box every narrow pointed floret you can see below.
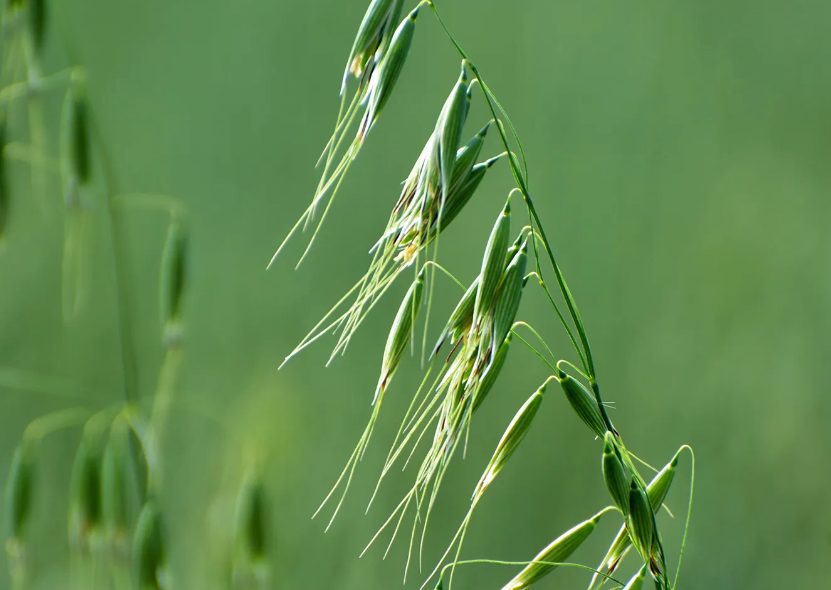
[447,122,490,197]
[374,267,425,403]
[474,384,544,498]
[342,0,405,92]
[491,241,527,355]
[68,437,103,547]
[134,501,165,590]
[602,432,631,515]
[628,480,656,561]
[359,7,418,141]
[433,276,478,356]
[647,447,681,511]
[558,371,606,438]
[472,332,512,413]
[623,566,647,590]
[160,220,188,339]
[435,63,469,205]
[5,439,36,541]
[474,198,512,323]
[236,473,268,559]
[499,509,606,590]
[440,155,501,229]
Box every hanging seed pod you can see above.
[68,82,91,186]
[447,122,489,197]
[602,432,631,515]
[473,198,512,323]
[28,0,46,57]
[627,480,656,561]
[134,500,165,590]
[236,473,268,560]
[623,566,647,590]
[474,383,544,498]
[342,0,405,92]
[647,447,681,511]
[472,332,512,414]
[440,154,502,229]
[68,436,103,548]
[160,219,187,340]
[491,241,527,355]
[432,276,478,356]
[557,371,606,438]
[499,509,606,590]
[359,7,418,141]
[435,63,469,204]
[374,266,425,403]
[101,417,140,552]
[5,439,37,542]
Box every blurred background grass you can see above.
[1,0,830,588]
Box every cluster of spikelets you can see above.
[274,1,696,590]
[1,2,274,589]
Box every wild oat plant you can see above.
[272,1,696,589]
[2,2,271,590]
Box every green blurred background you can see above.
[1,0,830,588]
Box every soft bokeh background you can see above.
[1,0,829,588]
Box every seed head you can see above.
[5,439,36,542]
[435,63,469,204]
[342,0,405,93]
[432,276,478,357]
[474,384,544,498]
[474,198,512,323]
[472,332,512,414]
[68,437,103,548]
[160,219,188,345]
[647,447,681,511]
[499,509,606,590]
[28,0,46,56]
[491,240,527,356]
[602,432,631,515]
[359,7,418,141]
[236,473,268,560]
[623,566,647,590]
[134,500,165,590]
[627,480,656,561]
[557,371,606,438]
[375,267,425,403]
